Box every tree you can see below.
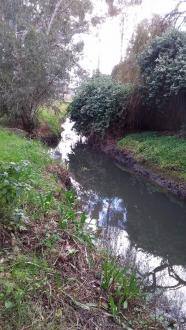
[0,0,92,130]
[112,15,171,84]
[165,0,186,28]
[138,29,186,110]
[105,0,142,16]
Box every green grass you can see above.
[0,129,58,224]
[118,132,186,180]
[38,101,68,135]
[0,129,50,168]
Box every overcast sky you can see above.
[80,0,185,74]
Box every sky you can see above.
[80,0,185,75]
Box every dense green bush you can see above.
[139,29,186,110]
[69,76,134,138]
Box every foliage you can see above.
[69,76,134,138]
[0,161,31,223]
[0,128,95,329]
[37,102,68,135]
[105,0,142,17]
[112,15,171,84]
[0,129,57,222]
[138,29,186,110]
[118,132,186,180]
[0,0,92,131]
[102,259,141,318]
[59,191,94,246]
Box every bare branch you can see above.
[47,0,64,35]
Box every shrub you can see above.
[138,29,186,110]
[69,76,134,138]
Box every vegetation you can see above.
[70,76,134,138]
[38,102,68,136]
[0,0,92,131]
[139,29,186,111]
[118,133,186,180]
[0,128,164,329]
[34,102,68,144]
[101,259,141,320]
[71,26,186,137]
[112,15,170,85]
[0,0,185,327]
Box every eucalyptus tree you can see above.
[105,0,142,16]
[112,15,171,84]
[0,0,92,130]
[105,0,142,64]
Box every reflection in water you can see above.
[68,144,186,265]
[56,120,186,325]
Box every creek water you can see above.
[52,119,186,327]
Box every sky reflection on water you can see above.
[56,120,186,325]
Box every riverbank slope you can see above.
[0,102,68,147]
[0,128,165,329]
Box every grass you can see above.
[0,129,49,167]
[118,132,186,181]
[0,128,165,329]
[37,101,68,136]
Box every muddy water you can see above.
[52,119,186,327]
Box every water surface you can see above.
[53,119,186,326]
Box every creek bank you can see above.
[0,128,166,330]
[0,102,68,147]
[31,125,61,147]
[93,139,186,201]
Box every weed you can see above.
[37,191,54,216]
[102,259,141,318]
[0,255,53,325]
[0,161,32,224]
[58,191,94,246]
[43,233,60,248]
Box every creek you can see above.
[52,118,186,327]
